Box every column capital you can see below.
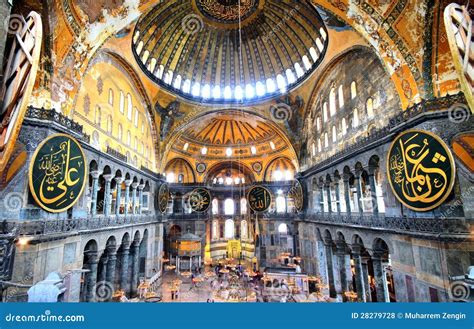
[350,244,363,255]
[84,251,99,264]
[124,179,132,187]
[90,171,102,179]
[138,184,145,190]
[131,182,139,189]
[103,174,114,182]
[114,177,124,184]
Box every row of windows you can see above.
[108,89,144,129]
[211,220,289,241]
[211,195,291,215]
[134,29,327,101]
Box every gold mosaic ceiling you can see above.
[132,0,328,103]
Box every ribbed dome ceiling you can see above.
[132,0,328,103]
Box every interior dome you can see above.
[132,0,328,104]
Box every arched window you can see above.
[225,219,234,239]
[240,198,247,215]
[182,79,191,93]
[118,124,123,141]
[276,74,287,91]
[329,88,336,116]
[316,38,324,52]
[342,118,347,136]
[276,196,286,213]
[212,85,221,98]
[278,223,288,234]
[318,138,322,152]
[127,130,131,146]
[367,98,374,118]
[127,94,133,121]
[351,81,357,99]
[312,142,316,156]
[134,108,139,127]
[294,63,304,78]
[241,220,248,239]
[166,172,175,183]
[119,91,125,114]
[316,117,321,131]
[212,220,218,240]
[323,102,328,122]
[92,131,100,149]
[148,58,156,73]
[142,50,150,64]
[353,108,359,128]
[324,132,329,148]
[332,125,337,143]
[266,79,276,93]
[338,85,344,108]
[192,82,201,97]
[134,137,138,150]
[234,85,243,100]
[302,55,311,70]
[256,81,266,96]
[224,199,234,215]
[245,84,255,99]
[285,69,296,84]
[273,170,283,181]
[212,198,219,215]
[108,89,114,106]
[202,84,211,98]
[173,75,182,89]
[223,86,232,99]
[309,47,318,62]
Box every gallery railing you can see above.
[6,214,159,236]
[303,213,470,237]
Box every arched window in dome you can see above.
[302,55,312,70]
[224,86,232,99]
[266,79,276,93]
[127,94,133,121]
[324,132,329,148]
[235,85,243,100]
[342,118,347,136]
[240,198,247,215]
[338,85,344,108]
[202,84,211,98]
[148,58,156,73]
[142,50,150,65]
[285,69,296,84]
[316,38,324,52]
[353,108,359,127]
[309,47,318,62]
[332,125,337,143]
[276,74,287,91]
[213,85,221,99]
[294,63,304,78]
[156,65,164,79]
[191,82,201,97]
[367,98,374,118]
[182,79,191,93]
[285,170,293,181]
[251,146,257,155]
[329,88,336,116]
[119,91,124,114]
[276,195,286,213]
[245,84,255,99]
[108,89,114,106]
[224,199,235,215]
[320,27,327,41]
[351,81,357,99]
[317,116,321,131]
[255,81,265,96]
[133,31,140,44]
[164,70,174,85]
[225,219,234,239]
[173,75,182,89]
[212,198,219,215]
[136,41,144,55]
[323,102,328,122]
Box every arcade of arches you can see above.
[0,0,472,303]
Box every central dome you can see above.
[132,0,328,104]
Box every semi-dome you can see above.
[132,0,328,104]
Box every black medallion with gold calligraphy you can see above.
[29,134,87,213]
[387,130,455,212]
[158,183,169,213]
[247,185,272,213]
[189,188,211,213]
[289,180,304,212]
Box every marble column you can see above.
[351,245,366,302]
[84,251,98,302]
[343,176,352,213]
[368,172,378,215]
[114,178,123,216]
[119,245,130,295]
[334,180,341,213]
[372,253,387,302]
[316,239,329,296]
[138,184,145,214]
[124,180,132,215]
[131,183,139,215]
[97,255,108,283]
[324,239,337,298]
[325,185,332,213]
[335,242,349,297]
[103,174,114,216]
[90,171,101,216]
[354,174,363,213]
[130,242,140,297]
[361,256,372,302]
[105,250,117,300]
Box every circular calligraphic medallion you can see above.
[387,130,455,212]
[28,134,87,213]
[289,180,304,212]
[158,183,170,213]
[196,163,207,174]
[247,185,272,213]
[189,188,211,213]
[252,162,262,173]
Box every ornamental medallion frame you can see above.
[189,187,211,213]
[386,129,456,212]
[158,183,170,213]
[28,134,87,213]
[247,185,272,213]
